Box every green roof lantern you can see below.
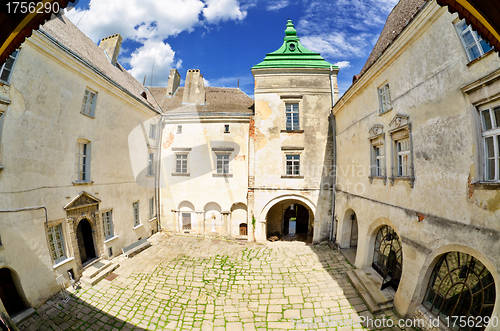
[252,19,336,69]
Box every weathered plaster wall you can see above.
[251,68,336,243]
[159,118,250,238]
[333,2,500,325]
[0,33,157,308]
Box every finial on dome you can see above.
[285,19,296,37]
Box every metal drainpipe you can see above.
[145,87,164,232]
[0,206,48,226]
[329,66,337,244]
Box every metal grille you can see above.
[423,252,496,331]
[372,225,403,290]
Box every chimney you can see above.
[166,69,181,97]
[182,69,206,105]
[99,33,123,66]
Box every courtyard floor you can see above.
[19,233,410,331]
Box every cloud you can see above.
[203,0,247,23]
[66,0,206,43]
[203,77,211,86]
[296,0,397,64]
[301,32,370,58]
[266,0,291,11]
[334,61,350,69]
[126,40,177,86]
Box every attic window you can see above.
[224,125,230,133]
[141,91,147,99]
[177,125,182,134]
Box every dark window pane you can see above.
[482,110,492,130]
[493,107,500,128]
[480,39,492,54]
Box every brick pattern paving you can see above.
[19,233,411,330]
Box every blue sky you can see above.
[65,0,398,97]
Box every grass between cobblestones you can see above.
[19,233,413,331]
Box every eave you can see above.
[0,0,76,64]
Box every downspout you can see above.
[0,206,48,226]
[145,87,164,232]
[329,66,337,244]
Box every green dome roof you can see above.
[252,20,336,69]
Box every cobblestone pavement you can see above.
[19,233,411,331]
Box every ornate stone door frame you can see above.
[63,191,104,274]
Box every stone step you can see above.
[354,269,394,305]
[347,270,393,315]
[81,262,119,286]
[81,260,111,279]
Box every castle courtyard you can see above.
[17,233,409,331]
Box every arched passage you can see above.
[422,251,496,330]
[265,198,314,242]
[230,203,247,237]
[204,202,222,233]
[179,201,195,231]
[0,268,28,315]
[76,218,96,265]
[372,225,403,291]
[339,209,358,266]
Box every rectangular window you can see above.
[102,210,113,239]
[216,154,230,174]
[149,123,157,139]
[148,153,155,175]
[285,103,299,130]
[286,155,300,175]
[0,50,18,83]
[224,124,230,133]
[177,125,182,134]
[480,106,500,181]
[133,201,140,227]
[396,139,410,176]
[378,84,392,114]
[455,20,493,62]
[175,154,188,173]
[81,89,97,117]
[149,197,155,219]
[48,224,66,263]
[374,145,385,177]
[76,141,90,181]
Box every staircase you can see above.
[80,259,119,286]
[347,268,395,314]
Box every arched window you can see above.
[372,225,403,290]
[423,252,496,331]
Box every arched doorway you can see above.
[372,225,403,290]
[423,252,496,331]
[0,268,27,315]
[76,219,96,264]
[266,199,313,242]
[339,209,358,266]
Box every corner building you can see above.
[250,20,338,243]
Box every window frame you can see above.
[75,140,91,182]
[149,197,155,220]
[133,201,140,227]
[285,154,300,176]
[478,105,500,182]
[388,115,414,187]
[48,224,66,264]
[80,88,98,118]
[378,83,392,114]
[147,152,155,176]
[216,153,230,175]
[177,125,182,134]
[396,138,410,177]
[175,153,188,174]
[0,50,18,84]
[285,102,300,131]
[149,123,157,140]
[102,210,114,240]
[455,19,493,62]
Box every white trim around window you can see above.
[478,104,500,182]
[81,88,98,118]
